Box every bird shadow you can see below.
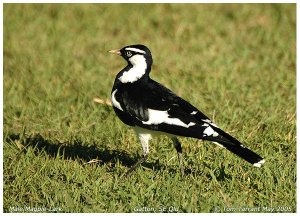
[6,133,213,177]
[5,133,168,172]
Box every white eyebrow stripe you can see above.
[125,47,146,54]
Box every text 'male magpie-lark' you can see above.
[109,44,265,176]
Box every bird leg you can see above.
[124,154,148,177]
[172,137,184,177]
[125,129,150,177]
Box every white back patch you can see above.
[142,109,196,128]
[111,89,123,111]
[125,47,146,54]
[118,55,147,83]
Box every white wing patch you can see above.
[118,55,147,83]
[202,119,219,128]
[191,111,198,115]
[213,141,225,148]
[202,123,219,137]
[111,89,123,111]
[142,109,196,128]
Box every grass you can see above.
[3,3,296,213]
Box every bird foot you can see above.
[123,155,148,178]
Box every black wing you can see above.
[113,79,212,134]
[113,79,264,167]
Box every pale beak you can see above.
[108,49,121,56]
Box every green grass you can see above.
[3,3,296,213]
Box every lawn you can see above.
[3,3,296,213]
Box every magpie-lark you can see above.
[109,44,265,176]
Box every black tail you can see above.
[205,128,265,167]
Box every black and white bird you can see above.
[109,44,265,176]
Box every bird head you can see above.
[109,44,153,67]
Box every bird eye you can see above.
[126,51,132,57]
